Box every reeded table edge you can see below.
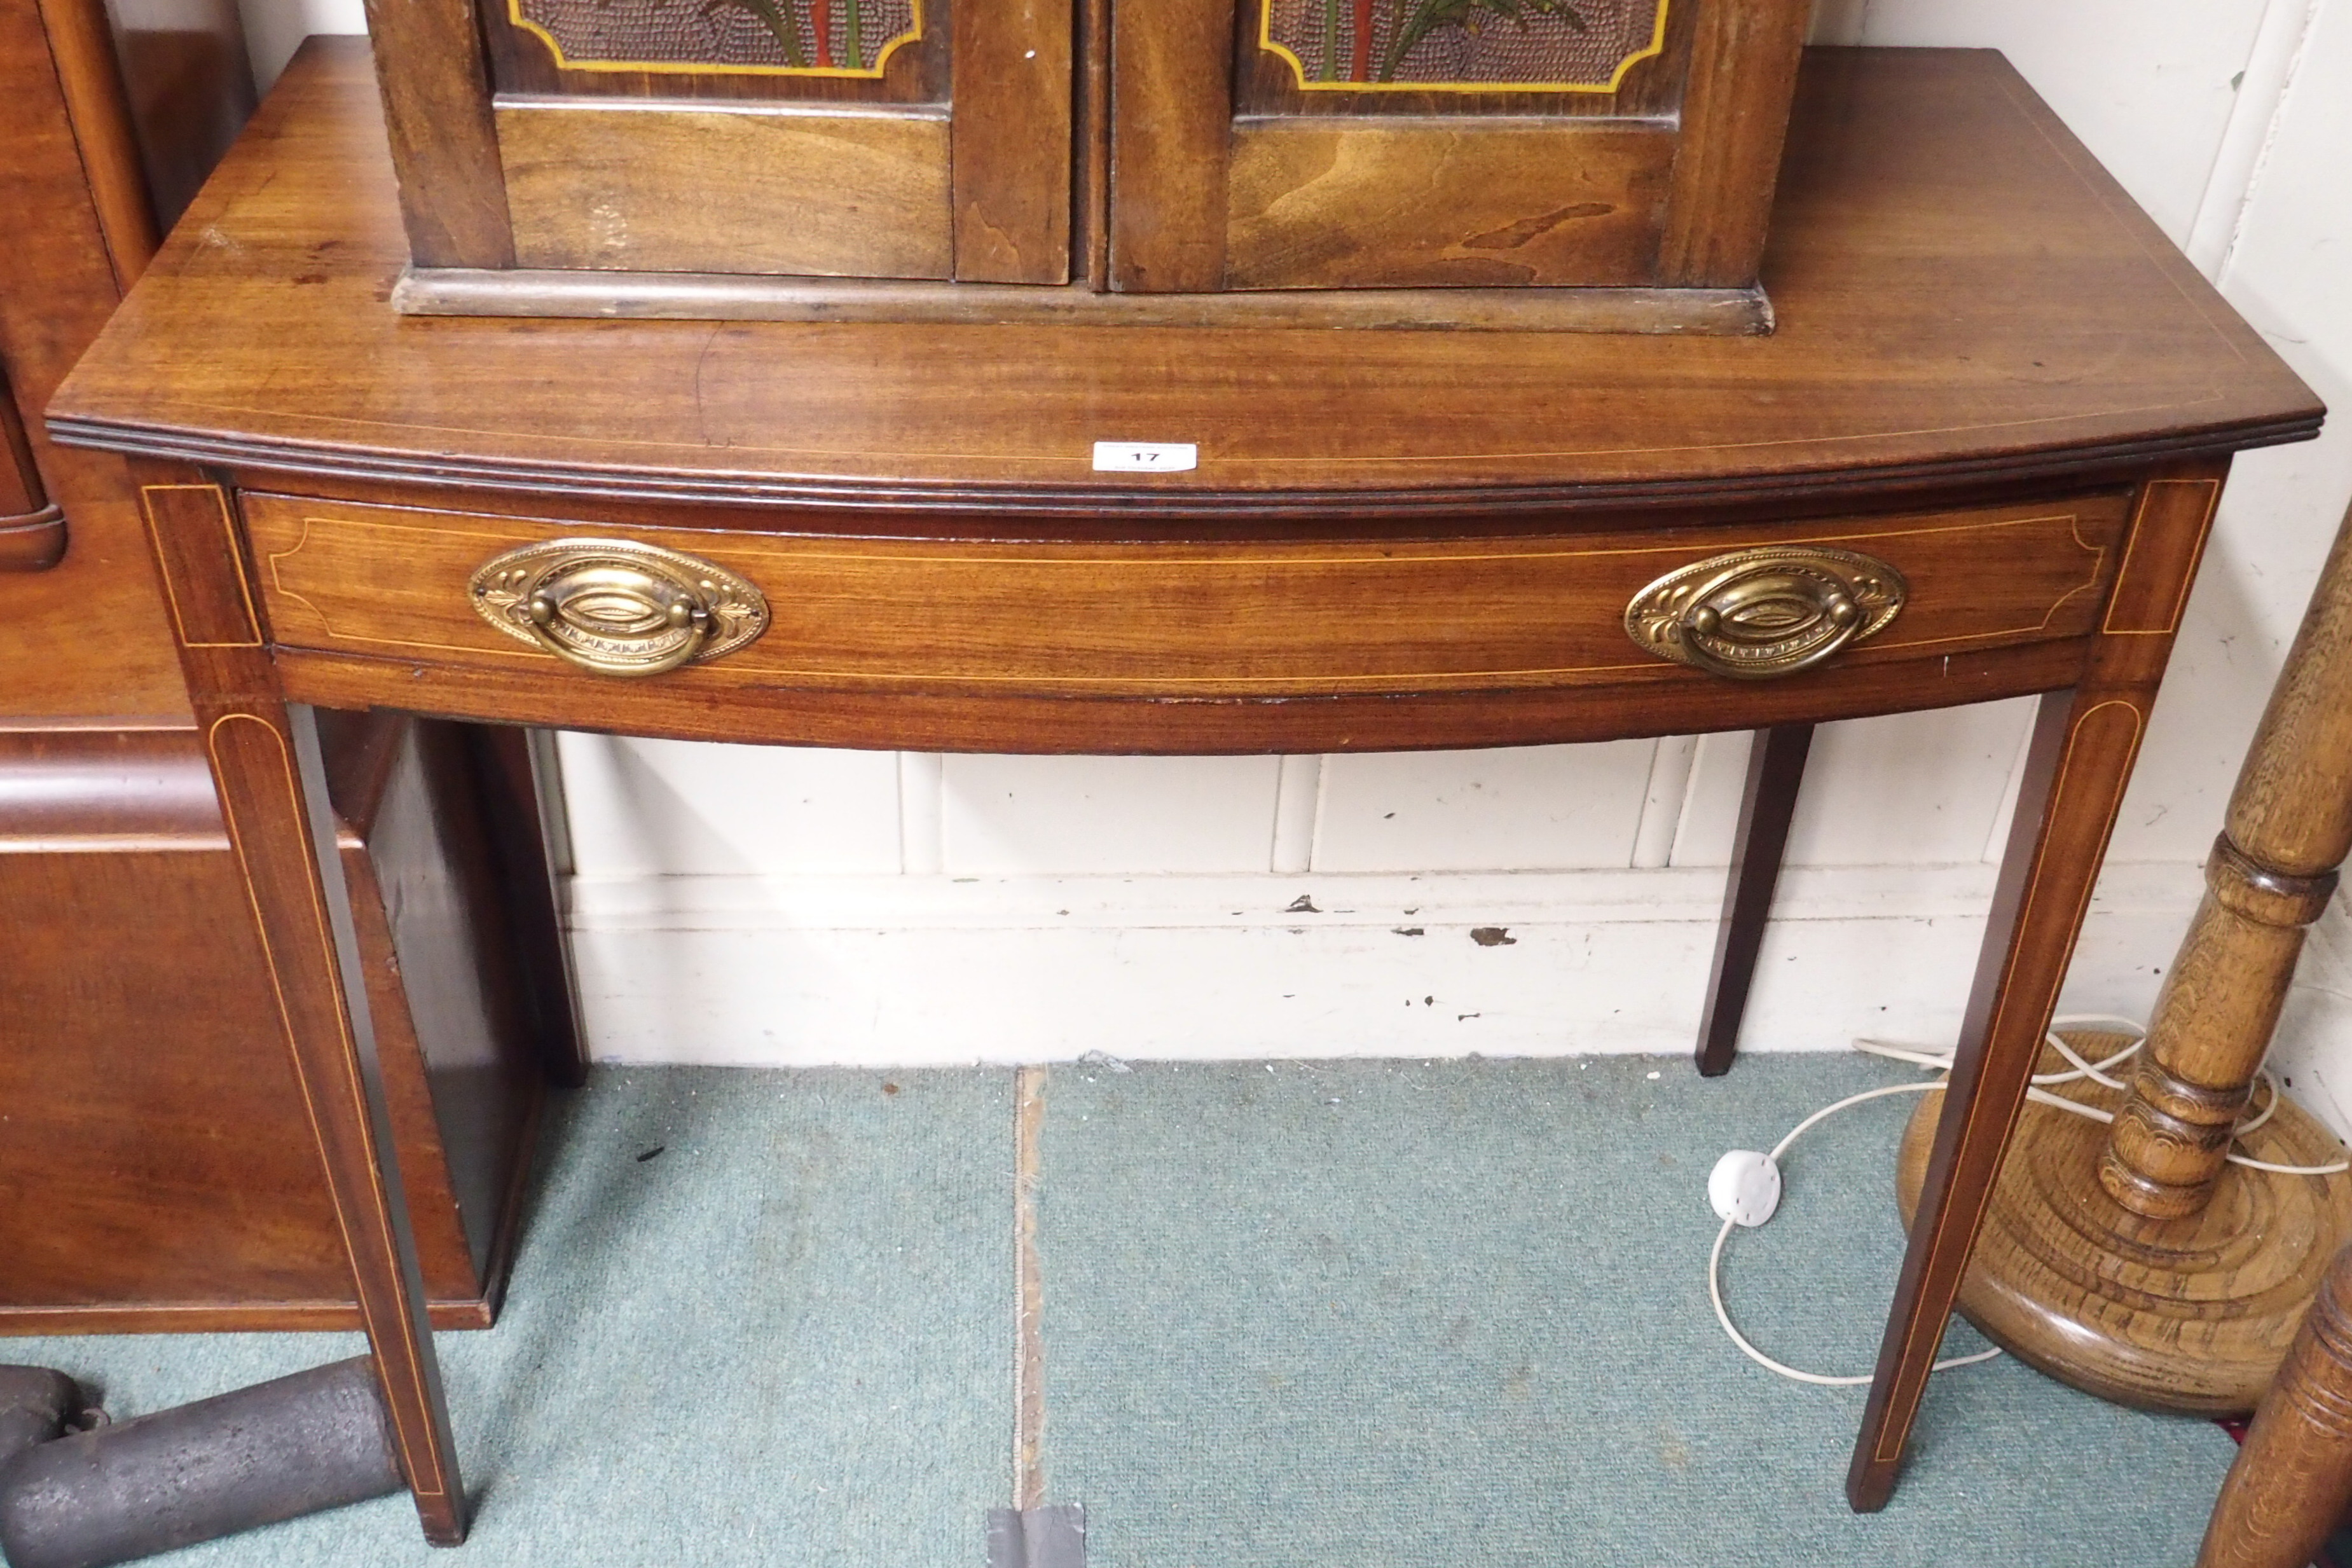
[45,412,2326,521]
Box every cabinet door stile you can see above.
[950,0,1074,282]
[1656,0,1808,285]
[1108,0,1237,291]
[360,0,515,267]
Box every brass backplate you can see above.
[1624,544,1906,680]
[469,537,769,677]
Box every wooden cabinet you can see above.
[0,0,571,1332]
[0,721,559,1333]
[376,0,1803,326]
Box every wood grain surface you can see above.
[1225,120,1673,289]
[358,0,512,268]
[498,99,952,278]
[949,0,1072,283]
[2196,1241,2352,1568]
[1849,670,2159,1508]
[1656,0,1808,285]
[1108,0,1237,289]
[1129,0,1801,292]
[136,462,471,1543]
[33,0,162,288]
[242,490,2124,701]
[50,43,2320,514]
[1894,1049,2352,1415]
[0,0,203,717]
[0,723,545,1334]
[2106,496,2352,1216]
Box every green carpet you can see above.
[2,1068,1014,1567]
[3,1057,2235,1566]
[1036,1055,2234,1568]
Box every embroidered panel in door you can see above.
[1259,0,1667,90]
[509,0,923,76]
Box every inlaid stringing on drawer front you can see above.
[242,492,2127,696]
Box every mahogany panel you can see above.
[949,0,1072,283]
[497,99,954,279]
[0,0,191,717]
[1655,0,1808,285]
[271,638,2091,755]
[242,490,2124,699]
[1225,120,1672,289]
[358,0,514,267]
[141,481,260,646]
[1107,0,1236,289]
[0,722,544,1332]
[104,0,256,230]
[32,0,160,288]
[2105,476,2222,636]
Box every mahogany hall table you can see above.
[46,36,2323,1544]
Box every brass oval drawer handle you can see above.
[469,538,769,677]
[1625,546,1907,680]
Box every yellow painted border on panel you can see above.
[1260,0,1667,92]
[507,0,923,79]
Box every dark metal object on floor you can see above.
[0,1357,403,1568]
[0,1369,88,1469]
[987,1504,1087,1568]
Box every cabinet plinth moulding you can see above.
[375,0,1803,328]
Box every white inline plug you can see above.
[1707,1148,1782,1228]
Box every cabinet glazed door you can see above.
[1107,0,1805,292]
[478,0,1070,282]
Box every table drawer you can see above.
[241,493,2128,698]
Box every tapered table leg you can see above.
[2197,1242,2352,1568]
[1847,680,2154,1510]
[1695,724,1812,1076]
[136,469,466,1544]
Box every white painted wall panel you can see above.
[1312,741,1657,872]
[1810,0,2271,245]
[940,755,1283,874]
[564,862,2204,1063]
[2107,0,2352,865]
[1669,730,1752,869]
[556,734,902,876]
[1784,699,2038,867]
[1669,701,2037,870]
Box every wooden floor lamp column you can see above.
[1898,496,2352,1413]
[2197,1239,2352,1568]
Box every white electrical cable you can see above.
[1853,1016,2350,1177]
[1707,1078,2004,1387]
[1709,1014,2352,1387]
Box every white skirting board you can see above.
[561,860,2349,1115]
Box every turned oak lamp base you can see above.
[1895,1035,2352,1415]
